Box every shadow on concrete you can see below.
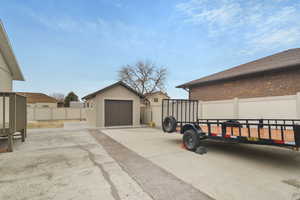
[203,140,300,168]
[166,137,300,169]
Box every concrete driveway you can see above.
[1,126,300,200]
[101,128,300,200]
[0,127,152,200]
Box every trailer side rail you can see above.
[162,99,300,149]
[197,120,300,148]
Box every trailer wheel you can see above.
[183,129,200,151]
[163,116,177,133]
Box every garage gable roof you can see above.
[177,48,300,88]
[0,21,24,81]
[82,81,144,100]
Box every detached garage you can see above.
[82,81,143,127]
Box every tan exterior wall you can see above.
[0,52,12,91]
[190,68,300,101]
[86,85,141,127]
[146,93,169,106]
[84,98,97,126]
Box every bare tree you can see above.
[50,93,65,102]
[118,61,167,95]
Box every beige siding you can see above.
[0,52,12,91]
[97,85,140,127]
[85,98,97,126]
[86,85,141,127]
[146,93,169,106]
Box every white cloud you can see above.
[176,0,300,54]
[248,28,300,52]
[29,12,106,34]
[28,11,152,48]
[177,0,241,26]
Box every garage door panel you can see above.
[105,100,133,126]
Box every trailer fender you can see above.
[181,124,206,139]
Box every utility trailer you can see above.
[161,99,300,151]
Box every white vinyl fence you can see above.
[141,105,162,126]
[200,94,299,119]
[28,107,87,121]
[141,93,300,127]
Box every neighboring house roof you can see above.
[144,91,170,98]
[0,20,24,81]
[17,92,58,103]
[177,48,300,88]
[82,81,144,100]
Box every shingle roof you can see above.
[177,48,300,88]
[82,81,144,100]
[17,92,58,103]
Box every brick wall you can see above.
[189,67,300,101]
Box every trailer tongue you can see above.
[162,99,300,151]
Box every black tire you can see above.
[183,129,200,151]
[162,116,177,133]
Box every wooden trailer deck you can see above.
[200,126,295,142]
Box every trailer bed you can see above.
[162,99,300,149]
[201,125,295,144]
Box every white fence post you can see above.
[80,108,82,121]
[65,108,68,119]
[198,101,203,119]
[50,108,53,120]
[296,92,300,118]
[33,107,36,121]
[233,97,239,119]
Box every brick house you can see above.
[177,48,300,101]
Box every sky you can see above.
[1,0,300,99]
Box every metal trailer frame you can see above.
[162,99,300,150]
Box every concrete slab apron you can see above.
[0,129,152,200]
[89,129,214,200]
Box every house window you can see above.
[154,98,159,102]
